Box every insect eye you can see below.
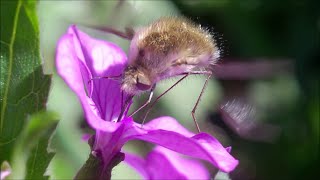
[136,74,151,91]
[138,49,145,57]
[127,66,137,71]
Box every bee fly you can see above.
[90,17,220,132]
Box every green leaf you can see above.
[0,0,51,165]
[9,111,59,179]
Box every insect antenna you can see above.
[88,26,134,40]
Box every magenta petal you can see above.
[69,26,129,122]
[124,153,148,179]
[147,146,210,179]
[125,146,209,180]
[56,26,126,131]
[135,131,238,173]
[122,117,238,173]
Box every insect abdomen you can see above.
[139,17,219,66]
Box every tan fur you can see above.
[121,17,219,95]
[141,17,216,58]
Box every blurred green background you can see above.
[36,0,318,179]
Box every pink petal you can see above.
[125,146,210,180]
[56,26,126,131]
[121,117,239,173]
[124,153,148,179]
[69,26,129,122]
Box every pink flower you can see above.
[55,25,238,178]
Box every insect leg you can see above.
[128,84,156,117]
[141,74,189,127]
[117,94,134,122]
[189,71,212,133]
[121,90,124,116]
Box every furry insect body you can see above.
[121,17,220,95]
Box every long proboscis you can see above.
[87,75,122,85]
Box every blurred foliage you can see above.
[0,0,52,176]
[173,0,319,179]
[9,111,58,179]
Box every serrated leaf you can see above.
[9,111,59,179]
[0,0,51,166]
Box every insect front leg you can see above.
[117,94,134,122]
[129,84,156,117]
[141,74,190,127]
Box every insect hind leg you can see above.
[129,84,156,118]
[141,71,211,133]
[189,71,212,133]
